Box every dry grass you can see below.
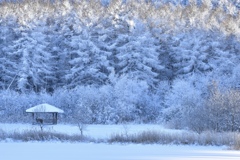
[109,130,240,150]
[1,129,90,142]
[0,128,240,150]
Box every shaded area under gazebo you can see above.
[26,103,64,125]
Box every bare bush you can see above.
[164,81,240,133]
[206,83,240,132]
[231,133,240,150]
[0,128,7,140]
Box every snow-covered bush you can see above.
[205,82,240,132]
[163,79,240,132]
[70,77,161,124]
[163,79,205,132]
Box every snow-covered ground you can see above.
[0,123,183,139]
[1,142,240,160]
[1,123,240,160]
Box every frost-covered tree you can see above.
[65,29,90,88]
[115,20,163,88]
[66,27,111,87]
[207,33,238,87]
[169,29,213,78]
[232,65,240,89]
[206,82,240,132]
[12,31,35,93]
[113,76,151,122]
[0,18,19,90]
[71,86,116,124]
[44,16,69,89]
[12,23,53,92]
[55,10,110,88]
[163,78,204,130]
[31,22,58,92]
[87,17,117,86]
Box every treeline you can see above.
[0,81,160,124]
[0,0,240,132]
[0,0,239,92]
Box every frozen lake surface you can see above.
[0,123,240,160]
[1,142,240,160]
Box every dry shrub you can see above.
[231,133,240,150]
[0,128,7,140]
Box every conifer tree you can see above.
[115,20,163,88]
[0,18,19,90]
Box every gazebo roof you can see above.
[26,103,64,113]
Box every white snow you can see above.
[1,123,240,160]
[26,103,64,113]
[1,142,240,160]
[0,123,182,139]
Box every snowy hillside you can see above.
[0,0,239,132]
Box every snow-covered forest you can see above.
[0,0,240,132]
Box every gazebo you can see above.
[26,103,64,125]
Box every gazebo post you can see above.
[52,113,54,124]
[52,113,57,124]
[56,113,58,124]
[32,113,34,124]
